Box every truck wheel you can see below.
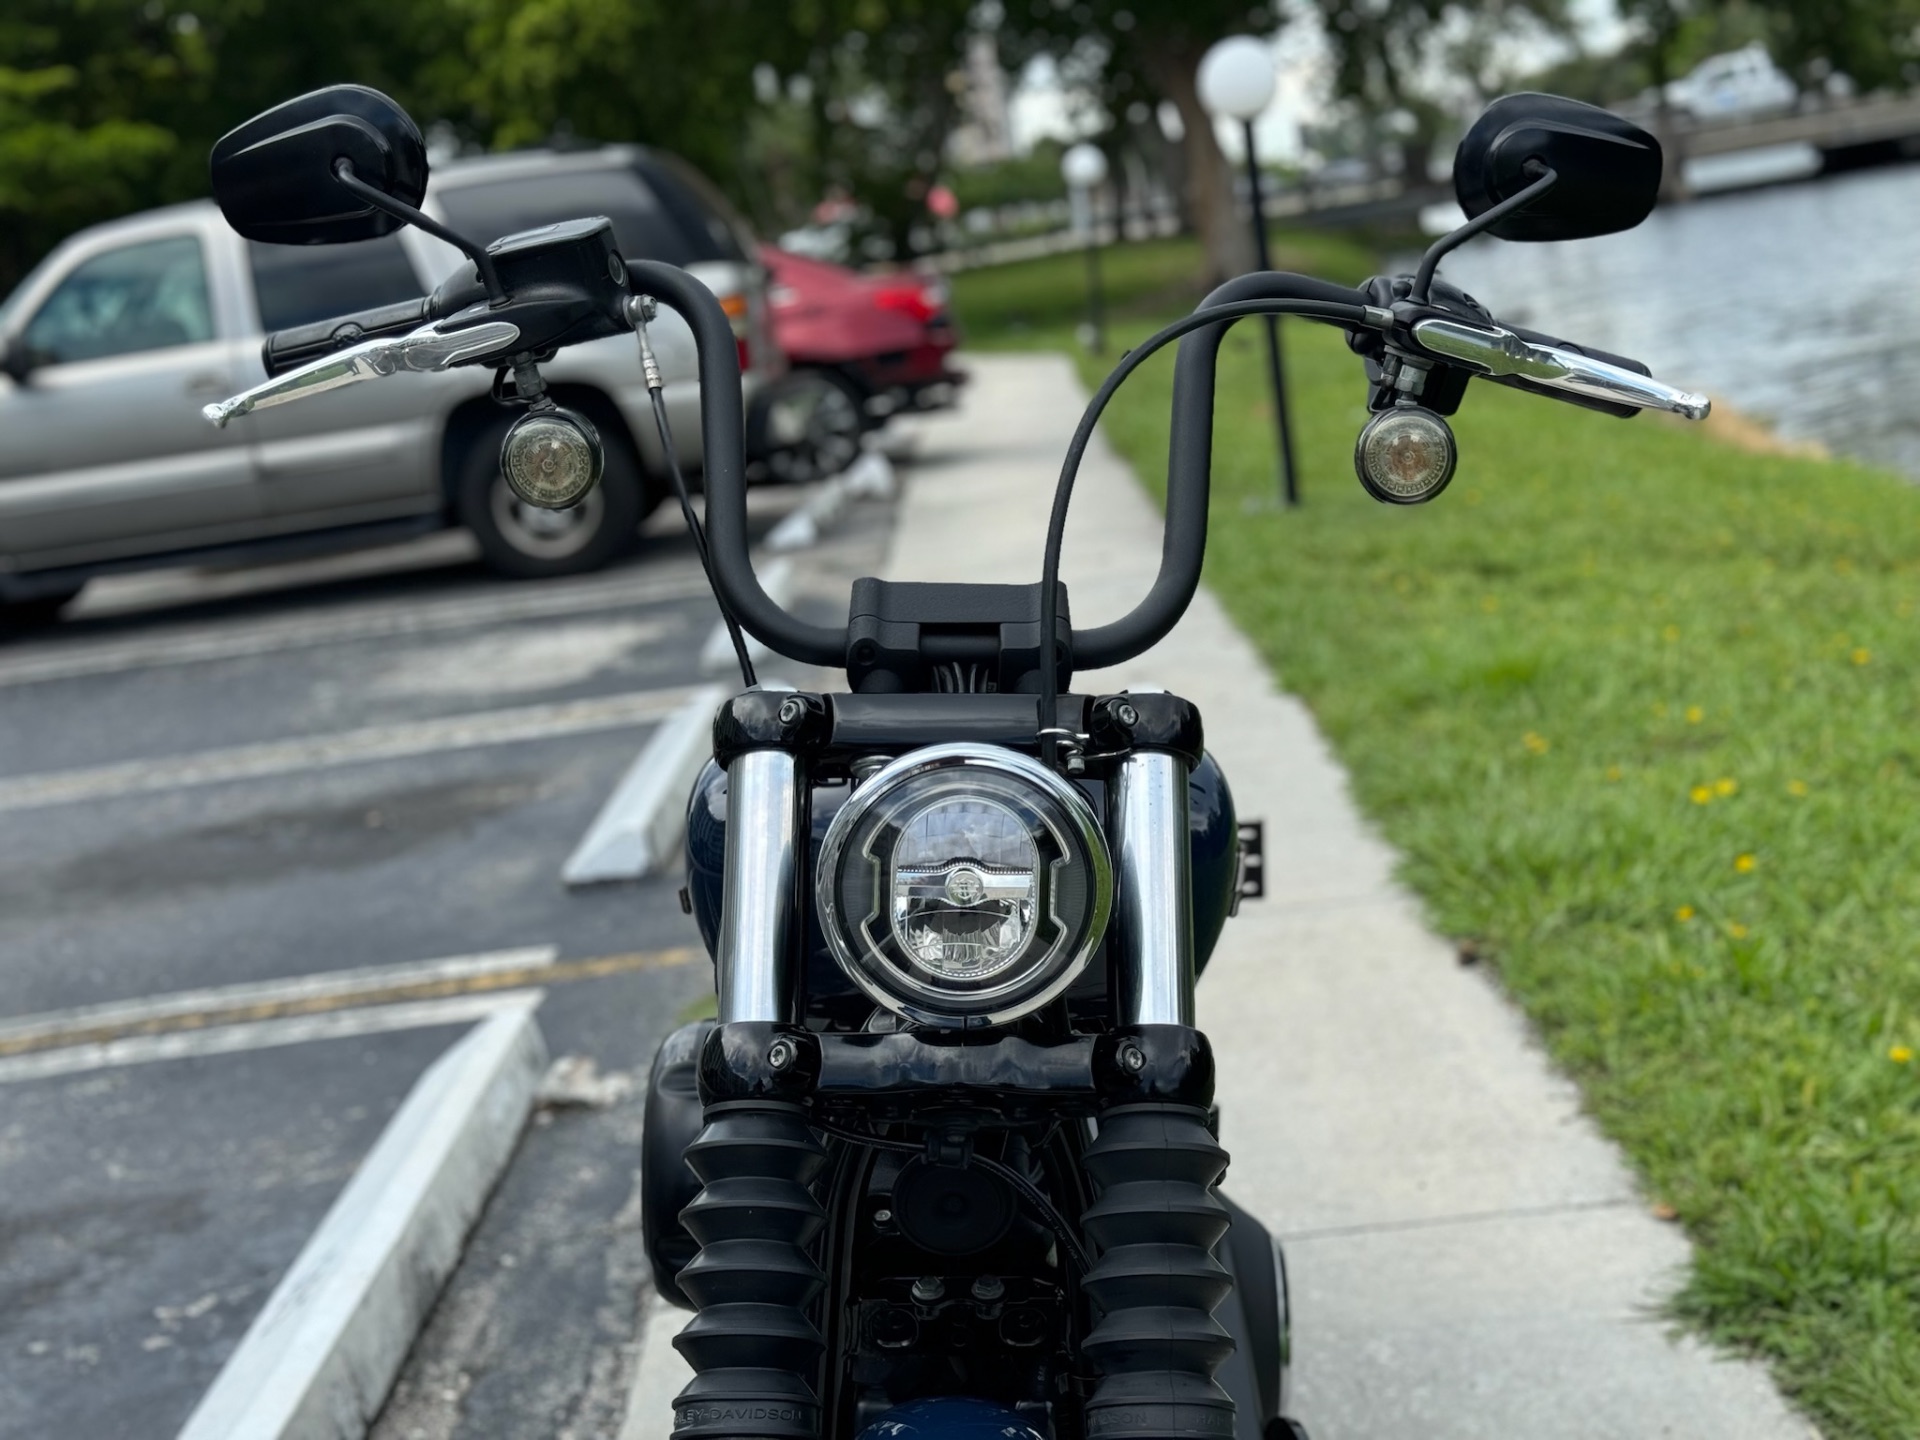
[457,419,644,579]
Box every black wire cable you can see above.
[647,385,758,689]
[809,1116,1092,1273]
[1037,295,1377,765]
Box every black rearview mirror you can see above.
[210,85,428,246]
[1453,93,1661,243]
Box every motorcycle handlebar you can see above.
[1074,271,1373,671]
[643,260,1385,677]
[624,260,846,668]
[1411,316,1709,420]
[262,296,435,376]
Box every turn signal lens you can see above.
[1354,405,1457,505]
[500,405,603,510]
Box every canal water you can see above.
[1435,163,1920,479]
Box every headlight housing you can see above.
[816,744,1113,1028]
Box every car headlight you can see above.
[816,744,1113,1028]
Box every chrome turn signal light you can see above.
[501,404,604,510]
[1354,405,1456,505]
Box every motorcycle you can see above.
[202,85,1708,1440]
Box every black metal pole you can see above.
[1243,119,1299,506]
[1084,193,1106,355]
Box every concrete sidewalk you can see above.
[624,353,1815,1439]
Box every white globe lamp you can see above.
[1196,34,1298,505]
[1197,35,1276,121]
[1060,142,1109,190]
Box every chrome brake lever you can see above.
[1411,317,1711,421]
[201,319,523,428]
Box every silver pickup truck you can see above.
[0,145,786,623]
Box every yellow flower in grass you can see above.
[1851,648,1872,666]
[1522,732,1550,755]
[1685,705,1705,724]
[1787,779,1809,797]
[1605,764,1624,782]
[1728,922,1750,939]
[1675,905,1695,922]
[1734,853,1757,874]
[1714,777,1738,797]
[1892,1045,1915,1065]
[1690,785,1713,805]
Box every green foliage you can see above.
[1311,0,1572,176]
[1080,310,1920,1439]
[947,140,1067,213]
[0,0,466,290]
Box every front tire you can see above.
[457,418,645,579]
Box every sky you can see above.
[1008,0,1633,164]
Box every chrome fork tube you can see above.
[1110,750,1195,1026]
[715,749,803,1025]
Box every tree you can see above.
[1751,0,1920,92]
[0,0,465,291]
[1312,0,1572,185]
[1009,2,1288,287]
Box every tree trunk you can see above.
[1143,47,1254,287]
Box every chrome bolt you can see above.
[912,1276,946,1303]
[1118,1042,1147,1073]
[778,697,805,725]
[873,1208,893,1226]
[971,1275,1005,1302]
[1115,702,1140,728]
[767,1038,797,1071]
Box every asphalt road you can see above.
[0,480,896,1440]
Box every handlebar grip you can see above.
[262,297,433,377]
[1499,325,1649,418]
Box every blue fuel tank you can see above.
[684,752,1241,1025]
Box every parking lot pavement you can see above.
[0,475,898,1438]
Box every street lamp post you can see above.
[1061,142,1109,355]
[1198,35,1299,507]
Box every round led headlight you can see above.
[816,744,1113,1029]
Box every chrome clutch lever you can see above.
[201,318,523,428]
[1411,317,1711,420]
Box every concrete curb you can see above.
[617,1295,693,1440]
[764,451,897,553]
[563,684,726,886]
[176,996,549,1440]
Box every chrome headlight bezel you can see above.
[815,743,1114,1028]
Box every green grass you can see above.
[1066,314,1920,1437]
[949,230,1376,353]
[954,236,1920,1433]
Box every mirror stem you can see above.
[332,160,508,305]
[1410,166,1558,305]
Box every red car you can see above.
[755,246,965,482]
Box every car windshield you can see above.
[437,165,736,268]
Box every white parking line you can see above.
[176,996,548,1440]
[0,991,544,1085]
[0,944,557,1054]
[0,568,711,689]
[0,684,700,813]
